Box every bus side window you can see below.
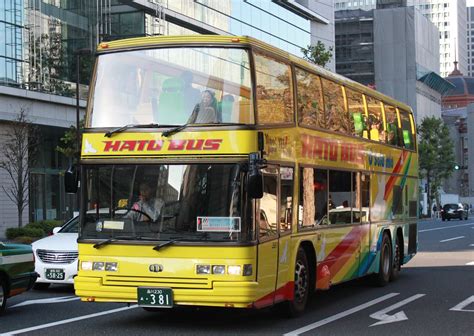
[259,167,279,238]
[384,104,400,146]
[254,52,294,124]
[399,109,415,150]
[345,87,366,137]
[295,68,325,128]
[321,78,350,134]
[365,96,384,142]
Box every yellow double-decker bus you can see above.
[71,35,418,315]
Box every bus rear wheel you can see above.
[390,235,401,281]
[375,233,392,287]
[286,247,309,317]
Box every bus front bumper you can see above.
[74,276,261,308]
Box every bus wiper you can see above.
[162,122,250,137]
[162,124,191,137]
[153,239,178,251]
[104,123,161,138]
[93,235,158,249]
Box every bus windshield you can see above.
[81,164,253,242]
[89,47,254,127]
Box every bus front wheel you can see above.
[286,247,309,317]
[375,233,392,286]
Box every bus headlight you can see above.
[92,262,105,271]
[243,264,253,276]
[227,265,241,275]
[105,262,118,272]
[212,265,226,275]
[196,264,211,274]
[81,261,93,271]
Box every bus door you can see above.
[256,167,279,308]
[275,167,294,303]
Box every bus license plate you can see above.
[138,287,173,308]
[45,268,65,280]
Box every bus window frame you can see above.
[251,47,296,128]
[257,163,280,243]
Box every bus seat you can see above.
[156,78,186,124]
[352,112,366,135]
[220,95,235,122]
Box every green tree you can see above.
[0,108,39,227]
[56,119,85,162]
[418,116,455,216]
[301,41,333,68]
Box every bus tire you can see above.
[286,247,309,317]
[390,235,401,281]
[375,233,392,287]
[0,276,7,315]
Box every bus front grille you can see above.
[104,275,211,289]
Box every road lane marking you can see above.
[450,296,474,312]
[10,296,80,308]
[440,236,465,243]
[369,294,426,326]
[283,293,399,336]
[466,261,474,266]
[419,223,474,233]
[0,305,138,335]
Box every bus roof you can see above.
[96,35,413,113]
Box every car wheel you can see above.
[390,235,401,281]
[375,233,392,287]
[0,276,7,315]
[286,247,310,317]
[34,283,51,290]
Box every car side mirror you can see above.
[52,227,61,234]
[65,165,79,194]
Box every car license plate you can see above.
[137,287,173,308]
[45,268,65,280]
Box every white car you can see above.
[31,216,78,289]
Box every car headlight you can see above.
[81,261,93,271]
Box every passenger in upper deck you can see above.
[188,90,220,123]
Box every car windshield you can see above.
[444,204,459,210]
[81,164,253,242]
[59,217,79,233]
[89,47,253,127]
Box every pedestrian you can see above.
[432,204,437,219]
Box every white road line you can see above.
[283,293,399,336]
[440,236,465,243]
[419,223,474,233]
[0,305,138,336]
[466,261,474,266]
[369,294,426,326]
[450,296,474,312]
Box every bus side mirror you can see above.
[65,165,79,194]
[247,153,263,199]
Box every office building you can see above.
[0,0,333,236]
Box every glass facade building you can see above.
[0,0,318,225]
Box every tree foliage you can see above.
[301,41,334,68]
[0,108,39,227]
[418,116,455,215]
[56,119,85,161]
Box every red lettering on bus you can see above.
[137,140,149,151]
[147,140,163,151]
[168,140,186,150]
[186,139,204,150]
[103,141,121,152]
[120,140,137,151]
[203,139,223,150]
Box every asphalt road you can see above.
[1,218,472,336]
